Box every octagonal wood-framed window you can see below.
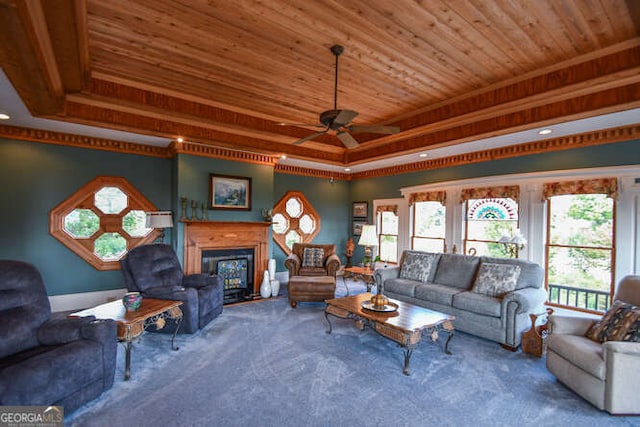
[50,176,161,270]
[272,191,320,254]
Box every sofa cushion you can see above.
[585,300,640,343]
[302,248,324,268]
[384,278,423,298]
[471,263,521,297]
[547,334,606,380]
[399,252,438,283]
[479,256,543,290]
[415,283,464,306]
[432,254,480,289]
[453,291,502,317]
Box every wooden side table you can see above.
[522,308,554,357]
[342,266,376,294]
[70,298,183,380]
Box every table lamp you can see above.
[359,224,388,308]
[146,211,174,243]
[358,224,378,270]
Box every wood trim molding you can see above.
[274,164,351,181]
[0,124,171,157]
[171,141,279,166]
[351,124,640,180]
[2,123,638,181]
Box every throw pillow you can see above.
[585,300,640,343]
[400,252,437,283]
[471,263,521,297]
[302,248,324,268]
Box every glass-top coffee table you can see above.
[325,293,454,375]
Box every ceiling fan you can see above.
[286,45,400,149]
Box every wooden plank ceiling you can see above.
[0,0,639,167]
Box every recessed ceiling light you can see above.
[0,113,10,120]
[419,153,428,158]
[539,129,552,135]
[280,154,287,160]
[344,168,351,172]
[176,137,184,143]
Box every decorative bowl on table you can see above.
[122,292,142,311]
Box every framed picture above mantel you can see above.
[209,174,251,210]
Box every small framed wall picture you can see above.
[353,220,366,236]
[209,174,252,210]
[352,201,368,218]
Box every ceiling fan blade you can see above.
[336,131,360,149]
[347,125,400,134]
[334,110,358,126]
[292,130,328,145]
[277,122,325,129]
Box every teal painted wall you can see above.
[172,154,275,262]
[1,136,637,296]
[0,138,172,296]
[273,173,350,271]
[350,139,640,203]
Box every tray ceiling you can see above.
[0,0,639,169]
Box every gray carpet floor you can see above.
[66,280,640,427]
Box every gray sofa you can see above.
[374,250,546,349]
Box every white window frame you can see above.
[400,165,640,287]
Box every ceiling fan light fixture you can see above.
[289,44,400,148]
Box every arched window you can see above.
[271,191,320,254]
[50,176,160,270]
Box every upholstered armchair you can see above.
[546,275,640,414]
[284,243,341,277]
[0,260,117,413]
[120,244,223,334]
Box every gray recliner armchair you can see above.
[546,275,640,414]
[120,244,223,334]
[0,260,117,414]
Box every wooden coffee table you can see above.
[70,298,183,380]
[325,293,454,375]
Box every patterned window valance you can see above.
[542,177,618,201]
[408,191,446,205]
[376,205,398,214]
[459,185,519,204]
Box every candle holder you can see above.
[180,197,188,221]
[190,200,198,221]
[201,202,207,221]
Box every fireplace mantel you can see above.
[183,221,271,295]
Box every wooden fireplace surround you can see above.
[183,221,271,295]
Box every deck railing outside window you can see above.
[548,283,611,312]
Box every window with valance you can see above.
[544,178,617,313]
[462,185,520,257]
[376,204,399,263]
[411,191,446,252]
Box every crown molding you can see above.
[1,123,638,180]
[350,124,640,180]
[274,164,351,181]
[170,141,279,166]
[0,124,171,157]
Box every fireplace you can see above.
[202,248,254,304]
[183,221,271,302]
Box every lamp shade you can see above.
[358,225,378,247]
[145,211,174,228]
